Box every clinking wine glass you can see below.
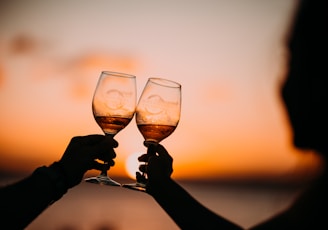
[123,77,181,191]
[85,71,136,186]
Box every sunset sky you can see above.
[0,0,322,182]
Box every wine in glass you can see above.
[123,77,181,191]
[85,71,136,186]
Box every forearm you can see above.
[0,162,69,229]
[149,179,242,230]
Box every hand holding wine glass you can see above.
[123,77,181,191]
[85,71,136,186]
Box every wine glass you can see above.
[123,77,181,191]
[85,71,136,186]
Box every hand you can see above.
[137,142,173,192]
[58,135,118,188]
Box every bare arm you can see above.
[138,143,242,230]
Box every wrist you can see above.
[33,162,69,202]
[146,177,173,196]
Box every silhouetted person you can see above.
[137,0,328,229]
[0,135,118,230]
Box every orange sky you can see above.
[0,0,322,182]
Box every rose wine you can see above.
[137,124,176,143]
[95,116,132,135]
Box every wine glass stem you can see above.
[100,169,108,176]
[101,133,115,177]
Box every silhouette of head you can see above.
[281,0,327,155]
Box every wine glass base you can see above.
[122,182,147,192]
[85,175,121,186]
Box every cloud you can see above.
[8,35,40,55]
[62,52,140,100]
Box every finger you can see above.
[102,135,119,148]
[147,144,157,156]
[89,161,111,171]
[136,172,147,183]
[138,154,149,162]
[143,141,156,148]
[139,164,147,173]
[105,159,115,166]
[75,135,118,148]
[94,137,118,152]
[98,148,117,162]
[136,171,142,178]
[92,138,117,160]
[94,156,115,166]
[76,135,106,145]
[154,144,173,161]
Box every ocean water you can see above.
[1,176,304,230]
